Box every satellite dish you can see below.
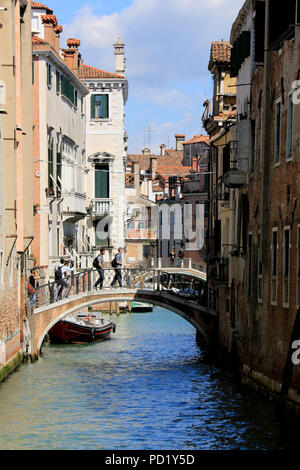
[140,170,146,175]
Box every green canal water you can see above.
[0,307,299,450]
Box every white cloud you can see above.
[61,0,242,153]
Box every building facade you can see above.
[0,0,34,373]
[79,39,128,264]
[31,4,89,277]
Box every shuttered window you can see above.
[95,164,109,199]
[61,75,75,105]
[91,94,109,119]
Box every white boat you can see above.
[131,302,153,313]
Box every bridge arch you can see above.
[36,294,211,353]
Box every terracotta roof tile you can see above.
[183,134,210,145]
[79,63,124,79]
[31,1,53,13]
[32,35,47,45]
[209,41,232,70]
[214,110,237,120]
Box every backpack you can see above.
[93,256,99,269]
[27,282,35,297]
[111,256,117,268]
[55,266,63,281]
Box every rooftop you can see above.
[208,41,232,70]
[31,1,53,13]
[79,63,124,79]
[183,134,210,145]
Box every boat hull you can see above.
[49,319,115,344]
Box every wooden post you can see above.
[116,301,120,316]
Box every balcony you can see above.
[208,257,229,284]
[61,192,86,221]
[223,169,247,188]
[91,199,113,217]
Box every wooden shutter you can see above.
[95,165,109,198]
[102,94,109,118]
[91,94,95,119]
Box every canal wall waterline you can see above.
[0,351,25,383]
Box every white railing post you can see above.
[157,258,162,269]
[188,258,192,269]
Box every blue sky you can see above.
[45,0,242,154]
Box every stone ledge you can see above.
[0,351,24,383]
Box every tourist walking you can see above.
[169,248,175,266]
[27,268,40,308]
[178,248,184,268]
[55,259,75,300]
[111,247,123,288]
[94,248,105,290]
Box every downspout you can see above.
[261,0,271,266]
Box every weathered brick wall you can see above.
[239,32,300,389]
[0,249,21,363]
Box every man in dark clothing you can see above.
[111,247,123,288]
[94,248,105,290]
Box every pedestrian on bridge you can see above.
[55,259,75,300]
[111,247,123,288]
[94,248,105,290]
[178,248,184,268]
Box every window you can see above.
[91,94,109,119]
[274,100,281,164]
[61,75,75,105]
[283,227,290,306]
[287,94,293,160]
[56,144,61,195]
[47,63,52,88]
[128,221,135,230]
[138,221,146,230]
[48,135,54,196]
[95,164,109,199]
[56,71,60,94]
[250,119,255,172]
[257,231,262,301]
[271,229,278,304]
[248,233,253,297]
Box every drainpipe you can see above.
[261,0,271,266]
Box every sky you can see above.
[44,0,243,154]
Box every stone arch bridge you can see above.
[28,260,217,359]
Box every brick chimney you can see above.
[54,25,63,53]
[150,156,158,180]
[41,15,58,51]
[134,162,140,196]
[175,134,186,151]
[63,39,81,77]
[160,144,166,156]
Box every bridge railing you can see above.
[33,264,212,311]
[34,268,158,309]
[157,258,206,273]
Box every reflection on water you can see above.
[0,307,299,450]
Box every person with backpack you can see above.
[93,248,105,290]
[111,247,123,288]
[55,259,75,301]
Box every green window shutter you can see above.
[241,31,251,60]
[102,94,109,118]
[91,95,95,119]
[47,64,52,87]
[95,165,109,198]
[56,71,60,94]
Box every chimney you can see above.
[113,36,126,77]
[150,157,158,180]
[63,39,81,77]
[160,144,166,156]
[134,162,140,196]
[175,134,186,151]
[54,25,63,53]
[142,147,151,155]
[41,15,58,51]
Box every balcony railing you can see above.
[91,199,113,216]
[208,257,229,284]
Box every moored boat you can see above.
[131,302,153,313]
[49,311,116,344]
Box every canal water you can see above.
[0,307,299,450]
